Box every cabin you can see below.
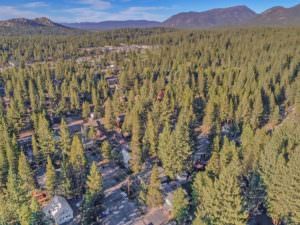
[106,76,119,89]
[43,196,73,225]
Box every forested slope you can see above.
[0,28,299,224]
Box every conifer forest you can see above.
[0,27,299,225]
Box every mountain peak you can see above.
[163,5,257,28]
[34,17,56,26]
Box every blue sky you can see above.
[0,0,299,23]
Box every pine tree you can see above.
[130,111,142,174]
[146,165,163,208]
[250,94,264,129]
[193,153,246,225]
[172,116,192,175]
[82,101,90,120]
[143,112,158,157]
[60,161,73,198]
[45,156,56,196]
[86,162,103,197]
[60,119,71,157]
[69,135,86,195]
[18,152,35,194]
[29,80,38,112]
[202,99,217,133]
[36,114,55,157]
[69,135,86,170]
[172,188,189,223]
[19,204,32,225]
[104,98,114,130]
[158,123,173,177]
[101,140,111,160]
[6,140,17,172]
[5,168,27,223]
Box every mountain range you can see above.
[0,17,75,35]
[63,20,161,30]
[0,4,300,34]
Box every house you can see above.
[43,196,73,225]
[106,76,119,89]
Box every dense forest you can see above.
[0,27,299,225]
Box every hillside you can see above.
[0,17,78,35]
[162,6,257,28]
[248,4,300,26]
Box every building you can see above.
[43,196,73,225]
[106,76,119,89]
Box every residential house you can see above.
[43,196,73,225]
[106,76,119,89]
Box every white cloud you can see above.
[0,6,45,20]
[21,1,48,9]
[78,0,111,9]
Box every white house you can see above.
[43,196,73,225]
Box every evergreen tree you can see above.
[172,116,192,175]
[101,140,111,160]
[104,98,114,130]
[193,153,246,225]
[36,114,55,158]
[60,161,73,198]
[146,165,163,208]
[172,188,189,223]
[130,111,142,174]
[70,135,86,170]
[69,135,86,195]
[250,94,264,129]
[158,123,173,177]
[60,119,71,157]
[18,152,35,194]
[82,101,90,120]
[143,112,158,157]
[86,162,103,197]
[45,156,56,196]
